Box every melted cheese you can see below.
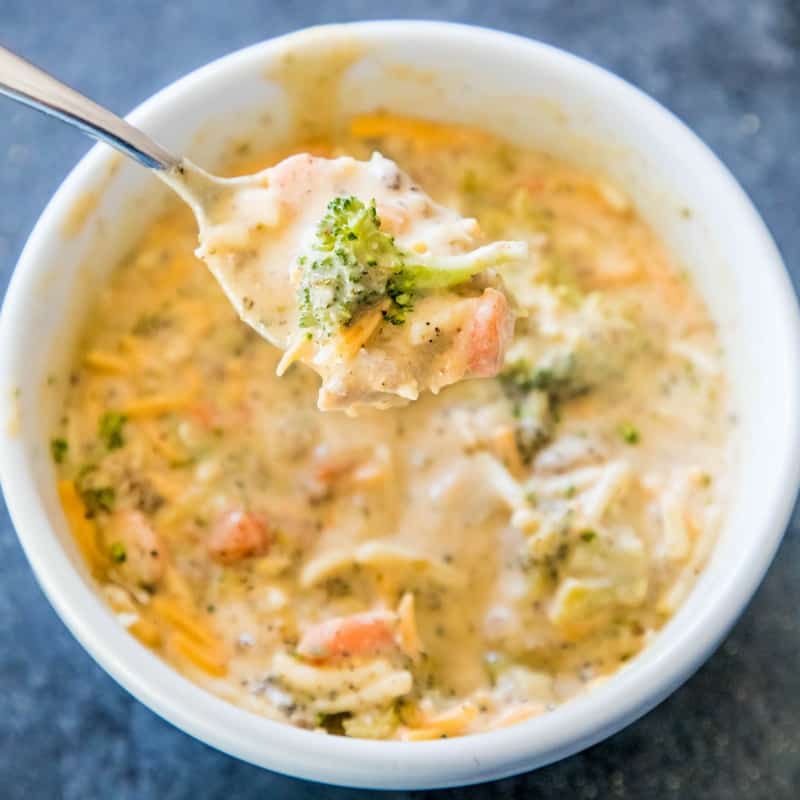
[52,117,731,739]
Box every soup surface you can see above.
[52,115,731,739]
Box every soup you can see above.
[51,115,730,740]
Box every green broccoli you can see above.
[99,411,127,451]
[50,437,68,464]
[500,353,589,406]
[296,195,526,338]
[79,485,116,517]
[499,354,591,464]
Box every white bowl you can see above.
[1,21,799,790]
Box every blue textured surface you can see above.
[1,2,799,797]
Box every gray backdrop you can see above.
[1,1,798,798]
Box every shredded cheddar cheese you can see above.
[50,116,729,740]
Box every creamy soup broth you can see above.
[52,115,730,739]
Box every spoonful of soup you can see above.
[0,46,527,412]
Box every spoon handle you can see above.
[0,45,181,171]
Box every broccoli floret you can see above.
[99,410,127,451]
[297,196,405,335]
[296,195,526,338]
[510,389,553,464]
[500,353,589,405]
[50,437,68,464]
[499,354,591,464]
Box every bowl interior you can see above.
[1,22,798,789]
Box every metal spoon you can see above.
[0,43,295,344]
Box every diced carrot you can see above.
[297,611,397,661]
[207,510,270,564]
[461,288,514,378]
